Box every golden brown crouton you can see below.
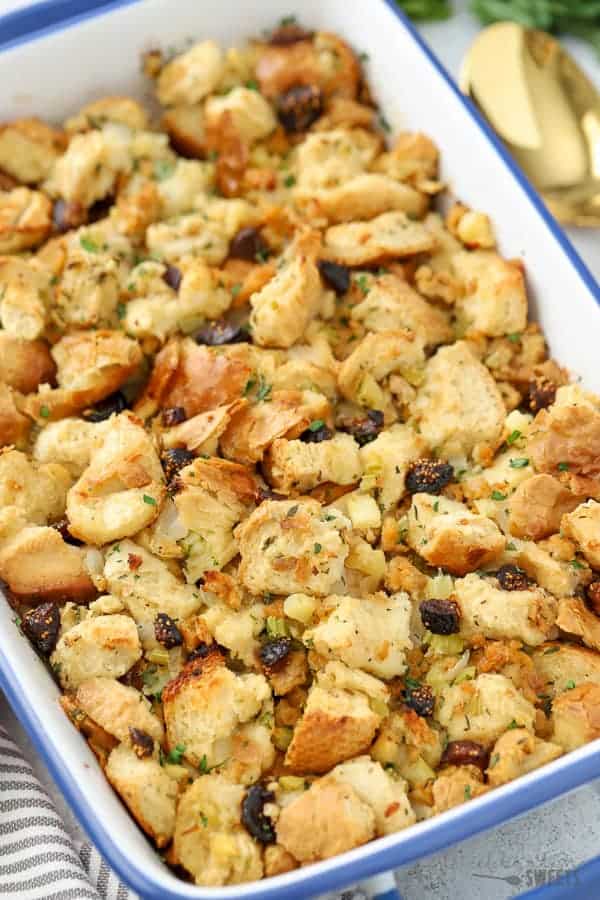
[276,778,375,863]
[0,188,52,253]
[532,643,600,698]
[284,663,385,773]
[0,333,55,394]
[562,500,600,569]
[157,40,225,106]
[516,541,589,598]
[162,650,271,769]
[256,31,360,101]
[486,729,562,786]
[237,499,350,597]
[106,744,178,848]
[432,765,487,813]
[75,677,164,744]
[360,423,427,511]
[338,329,425,408]
[509,474,581,541]
[453,250,527,338]
[0,118,65,184]
[161,401,247,455]
[556,597,600,653]
[50,614,141,689]
[0,383,30,448]
[172,775,263,886]
[0,448,71,525]
[436,673,536,746]
[264,433,362,494]
[551,683,600,751]
[413,341,506,459]
[407,494,505,576]
[0,256,51,340]
[162,105,206,158]
[65,96,149,133]
[330,756,416,835]
[324,210,435,266]
[0,524,95,602]
[529,403,600,499]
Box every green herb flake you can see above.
[509,457,529,468]
[243,377,257,397]
[405,676,421,691]
[557,461,570,471]
[309,419,325,432]
[570,559,585,570]
[433,500,440,512]
[231,283,242,298]
[490,490,507,501]
[39,405,50,419]
[279,14,297,26]
[167,743,186,764]
[507,719,519,730]
[355,274,370,295]
[464,785,472,800]
[245,79,259,91]
[378,113,391,133]
[255,248,269,263]
[255,376,272,402]
[143,494,157,506]
[359,51,370,62]
[117,302,126,320]
[565,680,576,690]
[286,504,299,518]
[314,543,322,554]
[283,173,296,188]
[489,753,500,768]
[506,541,517,551]
[80,236,99,253]
[199,812,208,827]
[544,646,560,655]
[394,0,451,23]
[506,429,522,446]
[507,332,521,343]
[154,159,176,181]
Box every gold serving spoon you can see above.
[460,22,600,227]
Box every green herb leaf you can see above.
[256,376,272,402]
[570,558,585,570]
[507,719,519,730]
[355,274,370,295]
[80,236,99,253]
[231,283,242,298]
[313,543,322,554]
[309,419,325,432]
[286,504,299,518]
[154,159,176,181]
[117,302,126,320]
[509,458,529,468]
[283,174,296,188]
[143,494,157,506]
[565,680,576,690]
[166,743,186,764]
[199,812,208,827]
[507,332,521,343]
[39,405,50,419]
[245,79,259,91]
[557,461,570,471]
[490,490,507,501]
[464,784,472,800]
[506,429,522,446]
[394,0,451,22]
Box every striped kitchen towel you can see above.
[0,725,136,900]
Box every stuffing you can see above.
[284,661,386,773]
[162,649,271,769]
[146,198,255,264]
[0,333,55,394]
[551,683,600,751]
[103,540,204,647]
[44,125,133,208]
[249,230,322,349]
[106,744,177,848]
[329,755,416,834]
[295,129,380,191]
[436,673,536,745]
[264,433,362,494]
[25,330,142,423]
[556,597,600,653]
[0,257,52,340]
[237,499,350,597]
[371,131,439,189]
[453,250,527,337]
[304,591,412,679]
[413,341,506,459]
[55,255,120,329]
[532,643,600,698]
[372,707,444,775]
[66,413,164,545]
[276,777,375,863]
[161,401,246,455]
[296,174,427,224]
[528,402,600,499]
[407,494,505,576]
[516,542,587,598]
[156,159,215,218]
[33,417,107,478]
[220,389,330,466]
[200,601,265,667]
[172,775,263,886]
[0,449,71,524]
[65,96,149,133]
[50,614,142,690]
[157,40,225,106]
[324,210,435,266]
[74,677,164,744]
[446,203,495,248]
[455,573,558,646]
[255,30,360,100]
[173,456,257,581]
[350,274,452,348]
[359,423,427,511]
[0,521,95,601]
[486,729,562,787]
[562,500,600,569]
[0,187,52,253]
[338,329,425,409]
[161,105,207,158]
[509,474,581,541]
[0,383,30,448]
[205,87,276,143]
[0,117,65,184]
[432,765,487,813]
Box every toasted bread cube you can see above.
[0,257,51,340]
[338,329,425,408]
[295,129,380,191]
[284,663,386,773]
[532,643,600,698]
[562,500,600,569]
[0,383,30,449]
[0,187,52,253]
[556,597,600,653]
[509,474,581,541]
[407,494,505,576]
[0,449,71,525]
[432,765,487,813]
[0,524,95,602]
[436,673,536,746]
[486,728,562,787]
[50,614,142,690]
[516,541,588,598]
[65,96,149,133]
[330,756,416,835]
[205,87,276,143]
[162,651,271,769]
[0,117,64,183]
[455,573,558,646]
[276,776,375,863]
[157,40,225,106]
[453,250,527,337]
[528,402,600,499]
[264,433,362,494]
[33,417,107,479]
[414,341,505,458]
[75,677,163,744]
[324,211,435,266]
[106,744,177,848]
[237,499,350,597]
[304,591,412,679]
[359,423,427,510]
[551,683,600,751]
[0,333,55,394]
[162,105,206,158]
[172,774,263,886]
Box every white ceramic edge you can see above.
[0,1,599,898]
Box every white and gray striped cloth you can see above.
[0,725,136,900]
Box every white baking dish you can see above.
[1,2,600,898]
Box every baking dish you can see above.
[1,1,600,898]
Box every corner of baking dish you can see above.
[1,2,600,899]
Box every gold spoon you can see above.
[460,22,600,227]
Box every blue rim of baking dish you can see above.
[1,2,600,899]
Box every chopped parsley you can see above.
[359,51,370,62]
[507,332,521,343]
[378,113,391,133]
[80,236,99,253]
[507,719,519,730]
[255,376,272,402]
[143,494,157,505]
[279,14,297,26]
[490,490,507,501]
[255,248,270,263]
[489,753,500,768]
[557,461,570,471]
[286,504,299,518]
[509,458,529,468]
[570,558,585,570]
[433,500,440,512]
[39,405,50,419]
[245,79,259,91]
[199,812,208,827]
[355,274,370,295]
[463,785,472,800]
[117,302,126,320]
[309,419,325,432]
[166,743,186,764]
[283,174,296,188]
[565,680,576,690]
[506,429,522,446]
[231,283,242,298]
[154,159,176,181]
[313,543,322,554]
